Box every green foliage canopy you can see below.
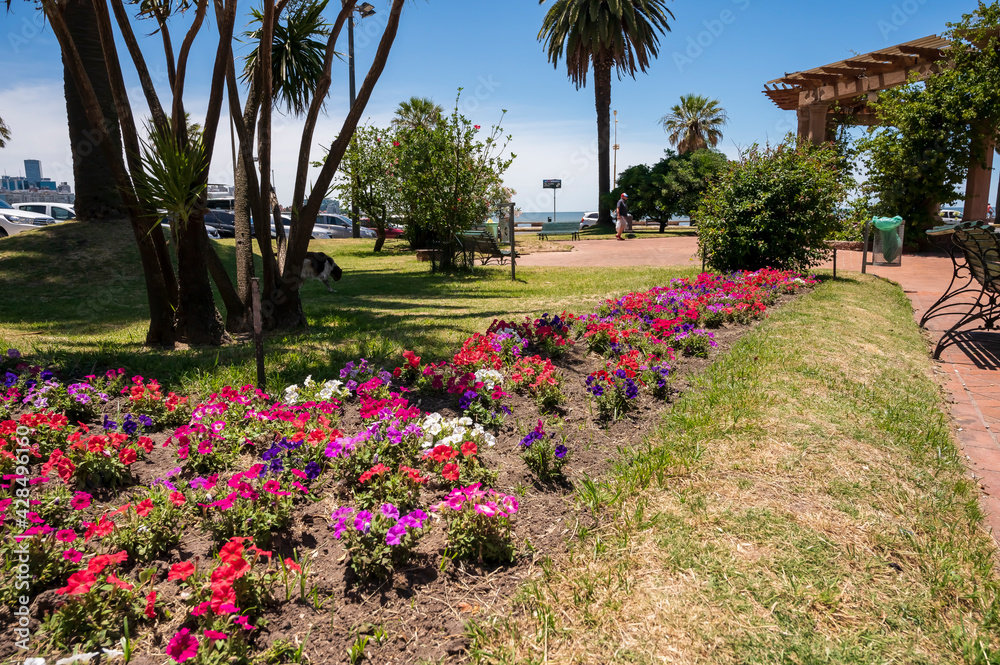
[606,149,728,223]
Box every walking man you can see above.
[616,193,629,241]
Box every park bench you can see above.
[920,221,1000,359]
[454,228,517,266]
[537,221,581,240]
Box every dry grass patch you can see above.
[468,274,1000,665]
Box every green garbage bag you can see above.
[872,216,904,263]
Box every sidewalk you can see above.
[520,238,1000,539]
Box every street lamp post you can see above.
[613,110,620,185]
[347,1,376,238]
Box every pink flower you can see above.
[211,420,226,433]
[166,627,199,663]
[262,479,282,494]
[204,629,228,641]
[70,492,91,510]
[235,614,255,631]
[56,529,77,543]
[63,549,83,563]
[190,601,211,617]
[474,502,497,517]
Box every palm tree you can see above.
[391,96,443,131]
[659,94,727,153]
[539,0,673,226]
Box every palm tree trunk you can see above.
[594,57,613,227]
[62,0,124,221]
[175,209,227,345]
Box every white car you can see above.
[316,213,377,239]
[13,202,76,222]
[0,199,57,238]
[579,211,600,229]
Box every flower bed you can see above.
[0,269,814,663]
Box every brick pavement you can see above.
[519,238,1000,539]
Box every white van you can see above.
[13,202,76,222]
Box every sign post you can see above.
[543,179,561,226]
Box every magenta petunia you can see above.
[70,492,92,510]
[166,627,199,663]
[55,529,77,543]
[204,629,228,640]
[62,549,83,563]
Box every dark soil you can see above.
[0,294,800,665]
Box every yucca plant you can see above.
[132,125,207,230]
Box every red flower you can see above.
[135,499,154,517]
[107,572,133,590]
[57,569,97,595]
[284,557,301,574]
[219,540,245,566]
[119,447,137,465]
[358,463,390,484]
[169,491,186,507]
[461,441,477,457]
[145,590,157,619]
[168,561,195,582]
[210,582,237,614]
[441,463,460,482]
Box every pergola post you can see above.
[807,102,830,145]
[796,107,809,140]
[964,138,996,221]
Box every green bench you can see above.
[454,228,517,266]
[921,221,1000,359]
[537,221,581,240]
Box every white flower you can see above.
[283,384,300,405]
[304,375,315,387]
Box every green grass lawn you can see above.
[467,274,1000,664]
[0,220,697,395]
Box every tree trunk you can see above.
[205,240,250,333]
[175,211,228,345]
[234,83,260,318]
[594,58,613,227]
[374,227,386,252]
[62,0,125,221]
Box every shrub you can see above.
[696,138,849,273]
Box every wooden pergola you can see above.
[763,35,996,221]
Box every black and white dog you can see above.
[301,252,343,292]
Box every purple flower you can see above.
[554,445,568,460]
[3,372,16,388]
[138,414,154,428]
[385,524,407,546]
[354,511,373,533]
[304,461,321,480]
[381,504,399,521]
[6,349,20,359]
[103,415,118,431]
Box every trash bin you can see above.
[485,222,499,239]
[871,216,905,266]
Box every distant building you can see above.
[57,182,71,194]
[24,159,42,184]
[1,175,29,191]
[321,198,342,213]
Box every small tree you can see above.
[333,124,402,252]
[606,149,727,230]
[396,91,514,269]
[695,138,849,273]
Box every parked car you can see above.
[579,211,600,229]
[0,199,57,237]
[160,218,222,240]
[939,209,963,223]
[317,213,377,239]
[360,216,405,238]
[13,202,76,221]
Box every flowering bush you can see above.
[40,426,154,488]
[102,487,186,562]
[519,419,569,481]
[586,368,641,422]
[458,368,510,428]
[193,465,296,546]
[122,375,190,427]
[330,503,430,579]
[509,356,564,411]
[434,484,519,563]
[673,326,717,358]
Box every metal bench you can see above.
[454,228,516,266]
[537,221,581,240]
[921,221,1000,359]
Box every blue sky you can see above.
[1,0,995,212]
